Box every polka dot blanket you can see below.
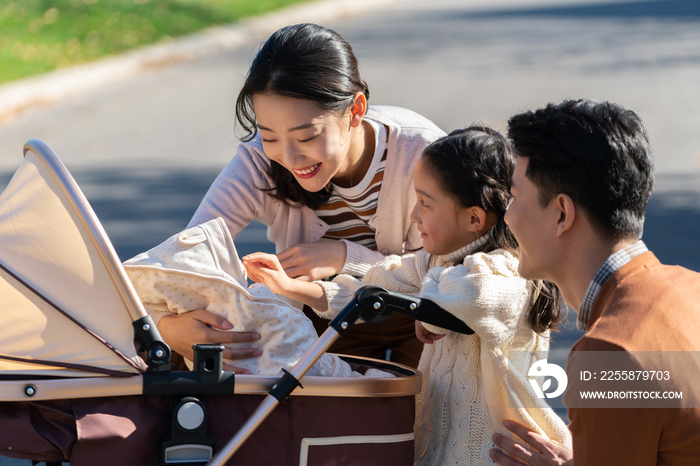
[123,218,393,378]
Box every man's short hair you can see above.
[507,99,654,240]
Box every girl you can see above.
[243,127,573,465]
[155,23,445,372]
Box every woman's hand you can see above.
[490,420,573,466]
[276,239,347,281]
[415,320,446,344]
[242,252,294,295]
[157,310,261,374]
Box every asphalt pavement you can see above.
[2,0,700,463]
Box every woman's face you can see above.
[252,93,360,193]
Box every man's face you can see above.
[505,156,559,281]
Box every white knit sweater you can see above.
[318,240,572,465]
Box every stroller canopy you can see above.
[0,140,146,378]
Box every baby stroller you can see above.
[0,140,473,466]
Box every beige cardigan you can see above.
[188,105,445,277]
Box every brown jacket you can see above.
[564,252,700,465]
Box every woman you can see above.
[155,23,445,372]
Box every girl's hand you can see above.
[157,310,261,374]
[243,252,329,311]
[277,240,347,281]
[242,252,293,295]
[415,320,446,344]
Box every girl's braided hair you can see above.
[422,126,564,333]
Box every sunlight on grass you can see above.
[0,0,313,85]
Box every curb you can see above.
[0,0,399,124]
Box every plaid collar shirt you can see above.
[577,240,649,331]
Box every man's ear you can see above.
[468,206,488,232]
[349,92,367,128]
[555,194,576,236]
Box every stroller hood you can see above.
[0,141,146,378]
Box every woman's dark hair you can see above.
[236,23,370,209]
[422,126,564,333]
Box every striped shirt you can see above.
[577,240,648,331]
[315,121,388,250]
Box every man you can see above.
[490,99,700,465]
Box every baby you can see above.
[123,217,392,378]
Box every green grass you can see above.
[0,0,313,85]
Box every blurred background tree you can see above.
[0,0,311,85]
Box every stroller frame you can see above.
[0,140,472,466]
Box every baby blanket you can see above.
[123,218,391,378]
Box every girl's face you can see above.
[410,158,478,255]
[252,93,364,192]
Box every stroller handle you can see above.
[330,286,475,336]
[207,286,473,466]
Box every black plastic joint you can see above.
[268,369,303,402]
[142,344,235,397]
[133,315,171,372]
[192,344,225,385]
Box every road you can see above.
[1,0,700,463]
